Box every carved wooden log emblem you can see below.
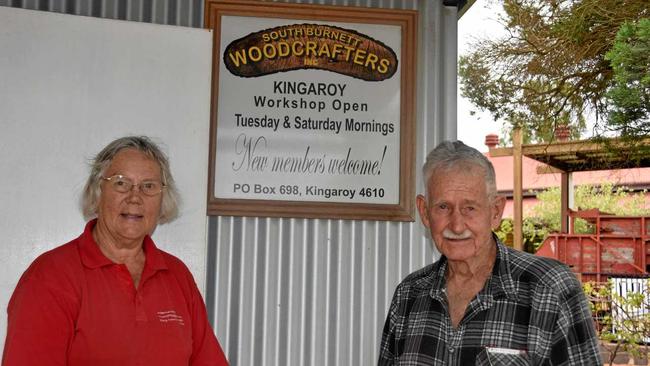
[224,23,398,81]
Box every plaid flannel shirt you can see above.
[378,238,602,365]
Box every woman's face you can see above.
[96,148,163,245]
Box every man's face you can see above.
[416,164,505,263]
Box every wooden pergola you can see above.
[488,129,650,250]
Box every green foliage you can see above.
[604,18,650,139]
[495,216,550,253]
[584,280,650,364]
[494,183,650,251]
[458,0,649,142]
[530,183,649,234]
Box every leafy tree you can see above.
[495,182,650,251]
[604,18,650,138]
[459,0,649,143]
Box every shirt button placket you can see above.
[135,293,147,321]
[447,326,462,364]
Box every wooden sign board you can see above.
[205,0,417,221]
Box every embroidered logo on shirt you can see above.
[157,310,185,325]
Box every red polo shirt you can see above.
[2,220,228,366]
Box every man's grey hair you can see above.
[422,140,497,199]
[80,136,180,224]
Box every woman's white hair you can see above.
[80,136,180,224]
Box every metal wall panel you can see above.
[1,0,458,364]
[206,1,457,365]
[0,0,203,27]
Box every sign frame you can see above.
[205,0,417,221]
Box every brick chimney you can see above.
[485,134,499,149]
[555,125,570,141]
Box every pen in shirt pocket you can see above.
[484,346,528,356]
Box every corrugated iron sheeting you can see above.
[208,215,439,365]
[0,0,457,364]
[206,1,455,364]
[1,0,203,27]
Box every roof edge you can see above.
[457,0,476,19]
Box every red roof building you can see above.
[483,134,650,218]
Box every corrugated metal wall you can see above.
[206,1,457,364]
[1,0,458,364]
[1,0,204,26]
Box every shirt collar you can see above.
[428,235,519,302]
[491,239,519,301]
[429,257,448,301]
[78,219,168,272]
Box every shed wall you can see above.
[0,0,458,364]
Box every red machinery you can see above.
[535,209,650,282]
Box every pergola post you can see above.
[513,128,523,251]
[560,172,573,233]
[556,125,572,234]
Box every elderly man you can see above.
[378,141,601,365]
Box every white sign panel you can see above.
[216,16,400,204]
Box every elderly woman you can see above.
[2,136,228,366]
